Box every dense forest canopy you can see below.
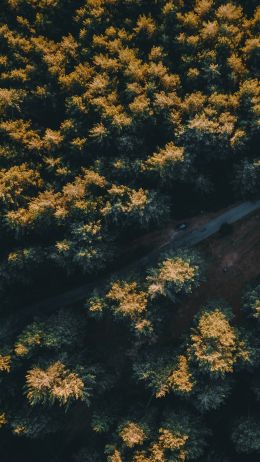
[0,1,259,461]
[0,0,259,299]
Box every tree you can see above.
[119,421,147,448]
[106,279,154,337]
[142,142,188,183]
[231,417,260,454]
[1,0,260,459]
[188,304,250,376]
[147,250,203,300]
[243,284,260,326]
[134,351,195,399]
[132,412,208,462]
[25,361,93,407]
[234,159,260,198]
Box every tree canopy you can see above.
[0,1,259,461]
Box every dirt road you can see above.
[23,199,260,315]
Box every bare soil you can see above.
[173,209,260,335]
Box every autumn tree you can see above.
[147,250,203,301]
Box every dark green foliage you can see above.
[231,417,260,454]
[0,1,259,461]
[243,283,260,326]
[0,0,259,297]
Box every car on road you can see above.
[176,223,189,231]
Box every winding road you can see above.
[23,199,260,316]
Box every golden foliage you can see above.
[134,318,153,336]
[187,68,200,79]
[176,11,200,29]
[0,163,43,206]
[0,412,7,427]
[216,3,243,22]
[189,309,250,373]
[26,361,84,405]
[44,129,63,150]
[189,111,237,136]
[88,297,105,315]
[0,120,42,150]
[135,15,156,37]
[133,427,189,462]
[107,281,148,318]
[200,20,219,39]
[89,122,108,140]
[227,53,246,77]
[13,425,26,435]
[14,343,29,357]
[243,38,260,56]
[147,257,196,298]
[182,92,206,114]
[107,449,122,462]
[129,94,151,115]
[103,186,150,217]
[194,0,213,17]
[120,422,146,448]
[156,356,194,398]
[0,355,11,372]
[159,428,188,450]
[144,142,184,171]
[0,88,25,115]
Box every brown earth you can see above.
[173,209,260,336]
[122,204,260,336]
[125,211,214,257]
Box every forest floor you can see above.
[172,208,260,336]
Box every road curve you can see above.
[23,199,260,316]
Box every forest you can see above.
[0,0,259,461]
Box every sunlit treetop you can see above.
[25,361,88,406]
[188,306,250,374]
[147,251,202,299]
[0,412,7,428]
[0,354,11,373]
[119,421,147,448]
[107,281,148,319]
[109,412,208,462]
[156,355,195,398]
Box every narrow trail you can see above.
[21,199,260,316]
